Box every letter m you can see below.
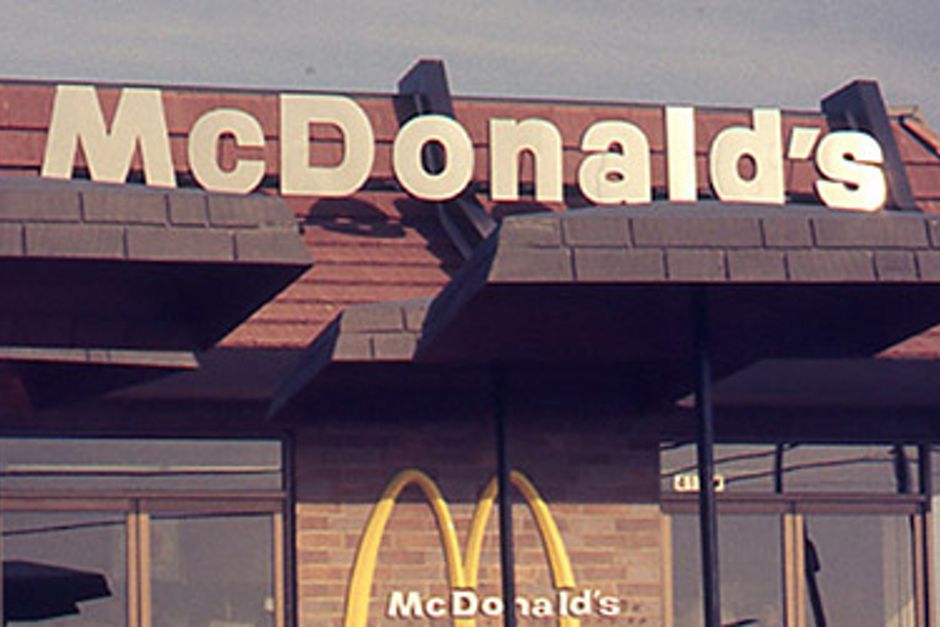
[41,85,176,188]
[385,591,424,619]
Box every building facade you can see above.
[2,60,940,626]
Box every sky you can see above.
[0,1,938,129]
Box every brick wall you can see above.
[293,403,663,626]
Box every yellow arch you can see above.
[464,471,579,627]
[343,468,579,627]
[344,469,470,627]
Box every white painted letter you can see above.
[452,591,479,618]
[814,131,886,212]
[490,118,563,202]
[393,114,473,201]
[532,597,553,618]
[480,596,504,617]
[578,120,651,204]
[599,596,621,617]
[42,85,175,187]
[280,94,374,197]
[709,108,785,204]
[386,591,424,618]
[188,108,265,194]
[666,106,697,202]
[425,596,448,618]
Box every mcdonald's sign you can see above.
[344,468,626,626]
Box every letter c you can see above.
[188,108,266,194]
[426,596,448,618]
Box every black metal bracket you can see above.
[821,80,919,212]
[397,59,497,259]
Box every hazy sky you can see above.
[1,1,938,128]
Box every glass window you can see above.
[783,446,917,494]
[928,447,940,626]
[665,443,923,626]
[150,512,277,627]
[803,514,914,627]
[662,443,778,494]
[0,437,283,492]
[2,511,128,626]
[1,437,285,627]
[661,443,919,495]
[671,513,784,626]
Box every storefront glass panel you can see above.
[1,511,127,626]
[927,447,940,626]
[0,437,282,492]
[803,514,914,627]
[1,437,285,627]
[150,512,277,627]
[784,446,918,494]
[671,513,784,626]
[661,443,919,495]
[664,443,924,626]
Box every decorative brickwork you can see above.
[294,410,662,626]
[4,81,940,351]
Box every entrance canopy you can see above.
[0,176,311,414]
[0,176,311,350]
[272,202,940,419]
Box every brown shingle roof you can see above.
[0,176,311,350]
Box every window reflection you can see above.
[0,438,282,492]
[672,514,783,626]
[804,515,914,627]
[1,437,284,627]
[661,443,918,494]
[2,512,127,626]
[150,513,276,627]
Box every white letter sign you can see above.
[489,118,563,203]
[578,120,651,204]
[279,94,374,197]
[814,131,887,212]
[393,115,473,201]
[709,108,785,204]
[665,106,697,203]
[188,108,266,194]
[42,85,176,188]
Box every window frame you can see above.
[0,433,290,627]
[662,484,931,626]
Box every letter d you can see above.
[280,94,374,197]
[709,108,784,204]
[452,590,479,618]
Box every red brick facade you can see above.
[5,76,940,627]
[293,407,662,625]
[3,80,940,353]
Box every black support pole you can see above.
[491,368,517,627]
[918,444,931,625]
[693,289,721,627]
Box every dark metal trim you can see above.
[821,80,919,212]
[894,444,912,494]
[919,444,932,502]
[397,59,496,259]
[774,444,785,494]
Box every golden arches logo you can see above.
[344,468,579,627]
